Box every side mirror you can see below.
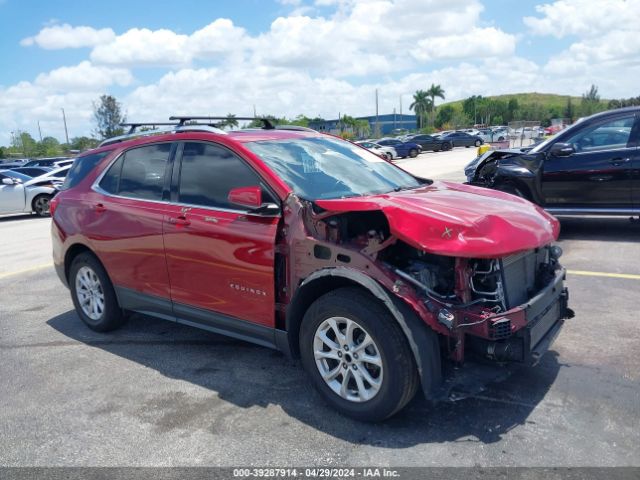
[228,186,280,215]
[549,142,574,157]
[228,186,262,209]
[2,178,13,185]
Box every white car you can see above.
[32,165,71,188]
[355,141,398,160]
[0,170,57,217]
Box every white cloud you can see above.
[524,0,640,38]
[90,28,190,66]
[525,0,640,92]
[21,23,115,49]
[35,61,133,90]
[411,27,516,62]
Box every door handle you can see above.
[609,157,630,166]
[168,215,191,226]
[94,203,106,213]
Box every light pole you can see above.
[61,108,70,144]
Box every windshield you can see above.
[245,136,421,200]
[1,170,31,181]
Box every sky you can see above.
[1,0,639,144]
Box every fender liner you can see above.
[287,267,442,400]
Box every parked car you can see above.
[23,157,74,168]
[0,169,57,216]
[0,159,28,168]
[51,119,572,421]
[433,129,455,138]
[439,131,484,148]
[9,167,53,177]
[32,165,71,187]
[355,141,398,160]
[490,127,509,141]
[458,128,481,136]
[464,106,639,215]
[405,134,452,152]
[375,138,421,158]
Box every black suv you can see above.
[465,107,640,215]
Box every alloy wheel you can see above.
[34,196,50,216]
[75,266,105,321]
[313,316,383,402]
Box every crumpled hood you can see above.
[315,181,559,258]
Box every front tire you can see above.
[32,194,52,217]
[300,288,419,421]
[408,148,418,158]
[69,253,126,332]
[475,140,482,147]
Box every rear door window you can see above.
[98,143,172,200]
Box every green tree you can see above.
[221,113,239,130]
[435,104,455,128]
[564,98,575,122]
[579,84,602,117]
[35,136,62,157]
[507,98,519,122]
[0,147,6,159]
[425,83,445,125]
[16,132,37,157]
[70,136,99,151]
[410,90,432,129]
[93,95,126,139]
[290,115,311,127]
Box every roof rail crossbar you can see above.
[169,116,276,130]
[120,122,179,134]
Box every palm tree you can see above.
[426,84,446,126]
[223,113,239,130]
[410,90,432,129]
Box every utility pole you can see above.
[393,108,396,130]
[61,108,69,144]
[253,104,257,117]
[399,95,402,131]
[37,121,43,142]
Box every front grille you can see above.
[499,249,548,309]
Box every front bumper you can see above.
[435,268,572,400]
[466,268,572,367]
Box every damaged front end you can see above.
[279,186,573,401]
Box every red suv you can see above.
[52,119,573,421]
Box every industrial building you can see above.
[309,113,417,137]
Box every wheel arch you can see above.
[64,243,103,284]
[285,267,442,399]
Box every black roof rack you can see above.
[169,116,276,130]
[120,122,179,135]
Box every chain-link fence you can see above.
[507,120,543,147]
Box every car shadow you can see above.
[558,216,640,242]
[47,310,563,447]
[0,214,42,223]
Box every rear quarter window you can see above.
[59,151,111,191]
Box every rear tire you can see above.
[475,140,482,147]
[443,142,452,151]
[69,253,126,332]
[32,194,52,217]
[300,287,419,421]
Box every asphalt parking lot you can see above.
[1,148,639,467]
